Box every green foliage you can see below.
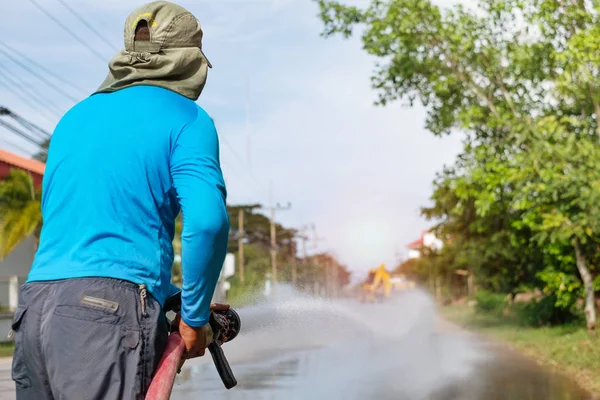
[514,295,582,327]
[226,205,296,254]
[226,247,270,307]
[537,269,581,310]
[0,169,41,259]
[318,0,600,327]
[33,139,50,163]
[474,290,507,317]
[0,341,14,358]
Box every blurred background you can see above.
[1,0,600,399]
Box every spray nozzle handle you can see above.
[208,341,237,389]
[207,309,239,389]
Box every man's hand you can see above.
[178,319,211,359]
[177,303,230,360]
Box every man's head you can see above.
[96,1,211,100]
[134,20,151,42]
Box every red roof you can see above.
[406,238,424,249]
[406,230,429,249]
[0,149,45,176]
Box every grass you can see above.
[440,304,600,395]
[0,341,14,358]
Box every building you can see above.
[0,149,44,312]
[0,149,45,186]
[406,230,443,259]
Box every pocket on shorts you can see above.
[54,304,121,325]
[53,304,140,350]
[11,306,31,389]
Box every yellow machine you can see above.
[359,264,393,302]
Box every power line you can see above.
[0,107,51,156]
[0,39,88,97]
[0,68,61,123]
[55,0,119,53]
[13,119,51,141]
[27,0,108,63]
[5,109,52,140]
[0,46,79,104]
[0,119,47,150]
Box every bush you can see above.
[514,295,582,327]
[474,290,507,317]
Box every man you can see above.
[10,2,229,399]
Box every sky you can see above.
[0,0,465,275]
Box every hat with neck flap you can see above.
[96,1,211,101]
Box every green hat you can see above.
[96,1,211,100]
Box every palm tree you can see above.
[0,169,42,259]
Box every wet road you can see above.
[0,289,594,399]
[172,289,595,400]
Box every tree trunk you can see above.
[573,239,597,332]
[467,273,474,297]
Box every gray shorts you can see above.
[11,277,169,400]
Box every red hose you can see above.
[145,332,186,400]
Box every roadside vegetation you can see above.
[319,0,600,333]
[171,205,350,307]
[0,342,14,358]
[441,297,600,394]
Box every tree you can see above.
[318,0,600,329]
[0,169,42,259]
[421,165,542,295]
[226,204,297,253]
[33,139,51,163]
[171,204,329,303]
[475,119,600,329]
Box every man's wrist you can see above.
[181,312,209,328]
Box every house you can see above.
[0,149,45,186]
[406,230,443,259]
[0,149,44,312]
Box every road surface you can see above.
[171,289,595,400]
[0,289,595,399]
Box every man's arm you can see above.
[170,109,229,328]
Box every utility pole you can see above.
[270,207,277,283]
[291,245,298,287]
[266,202,291,288]
[238,209,245,284]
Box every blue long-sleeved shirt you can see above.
[28,85,230,327]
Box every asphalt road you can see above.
[0,289,594,400]
[171,290,595,400]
